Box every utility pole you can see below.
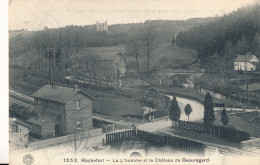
[155,79,158,109]
[74,107,77,154]
[48,47,56,87]
[245,55,250,105]
[142,74,144,99]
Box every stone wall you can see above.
[28,128,102,150]
[240,138,260,151]
[65,92,93,134]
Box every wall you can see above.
[200,88,227,100]
[234,62,256,71]
[28,128,102,150]
[41,116,60,139]
[65,92,93,135]
[29,123,42,139]
[34,98,67,136]
[240,138,260,151]
[9,123,30,149]
[34,98,65,115]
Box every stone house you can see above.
[9,118,30,149]
[234,53,259,71]
[26,85,94,139]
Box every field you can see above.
[76,44,126,60]
[74,42,197,69]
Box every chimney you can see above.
[74,85,79,91]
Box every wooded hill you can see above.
[174,5,260,71]
[9,17,218,62]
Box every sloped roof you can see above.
[234,54,254,62]
[26,111,59,126]
[31,85,94,103]
[9,118,31,128]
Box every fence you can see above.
[29,128,102,150]
[137,130,166,145]
[106,129,136,144]
[174,120,250,142]
[166,134,204,153]
[105,129,204,153]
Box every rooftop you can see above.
[9,117,31,128]
[26,111,59,126]
[31,85,94,103]
[234,54,255,62]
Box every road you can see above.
[167,95,204,122]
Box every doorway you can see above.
[55,124,61,137]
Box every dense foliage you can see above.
[203,92,215,126]
[169,96,181,121]
[174,5,260,69]
[184,104,192,121]
[221,108,229,126]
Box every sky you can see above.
[9,0,260,31]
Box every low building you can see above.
[26,85,94,139]
[9,118,30,149]
[234,53,259,71]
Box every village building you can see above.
[234,53,259,71]
[9,118,30,149]
[26,85,94,139]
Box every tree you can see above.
[169,96,181,122]
[113,52,126,87]
[221,108,229,126]
[203,92,215,126]
[125,40,142,72]
[223,40,237,70]
[236,36,250,55]
[143,28,156,69]
[184,104,192,121]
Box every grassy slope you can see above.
[75,42,197,69]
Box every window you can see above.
[12,125,18,133]
[76,120,82,129]
[76,100,80,109]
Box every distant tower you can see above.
[96,20,108,32]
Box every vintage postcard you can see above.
[8,0,260,164]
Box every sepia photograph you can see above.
[7,0,260,164]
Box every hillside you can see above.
[174,5,260,70]
[9,17,217,71]
[72,42,197,69]
[9,17,217,61]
